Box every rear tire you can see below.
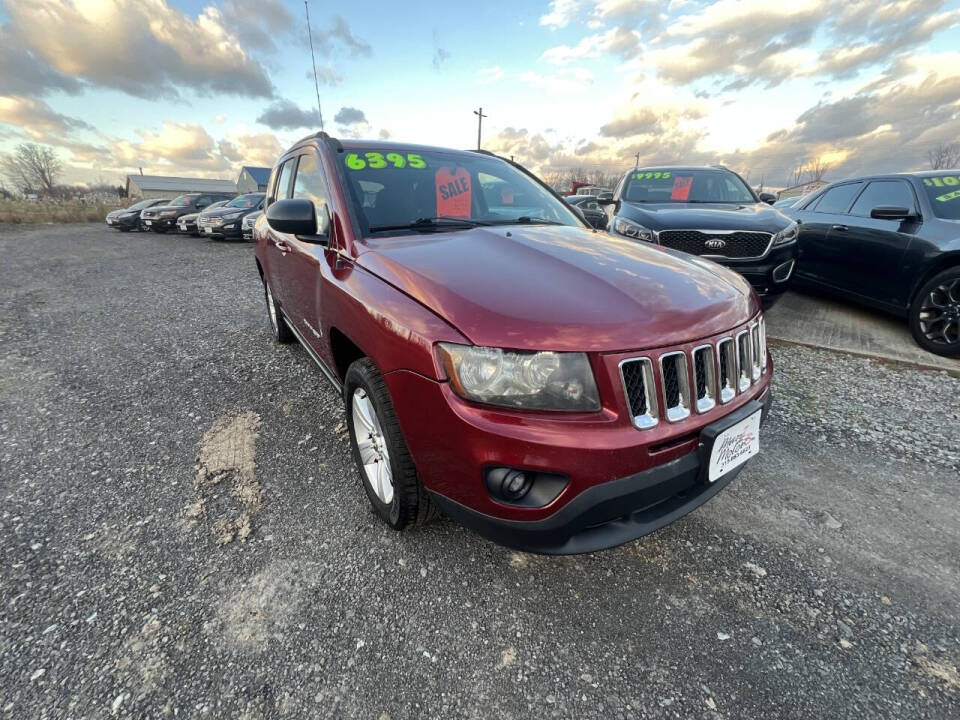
[909,267,960,357]
[344,358,435,530]
[263,279,294,344]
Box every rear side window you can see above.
[920,174,960,220]
[274,159,295,203]
[850,181,915,217]
[814,183,864,214]
[292,153,329,210]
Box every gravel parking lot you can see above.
[1,224,958,719]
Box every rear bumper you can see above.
[429,394,771,554]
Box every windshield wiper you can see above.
[368,216,490,233]
[487,217,564,226]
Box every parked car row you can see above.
[559,163,958,357]
[105,192,265,241]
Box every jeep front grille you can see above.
[619,318,765,430]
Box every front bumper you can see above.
[199,222,243,239]
[142,215,179,230]
[430,395,770,554]
[385,353,772,555]
[708,243,797,300]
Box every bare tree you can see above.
[928,142,960,170]
[791,163,806,186]
[0,143,63,196]
[805,158,829,181]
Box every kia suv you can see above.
[253,135,772,554]
[604,166,798,305]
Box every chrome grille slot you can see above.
[750,322,762,380]
[659,351,691,423]
[758,316,767,373]
[716,338,736,403]
[736,330,752,391]
[692,345,716,413]
[619,358,658,430]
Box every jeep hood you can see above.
[356,225,758,352]
[619,201,790,233]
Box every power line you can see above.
[304,1,324,131]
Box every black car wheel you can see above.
[263,279,294,344]
[910,267,960,356]
[344,358,436,530]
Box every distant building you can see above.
[777,179,829,201]
[236,166,271,194]
[125,174,237,200]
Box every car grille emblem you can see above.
[704,238,727,250]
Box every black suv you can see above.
[784,172,960,356]
[140,192,236,233]
[197,193,265,240]
[604,166,797,305]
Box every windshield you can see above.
[921,174,960,220]
[169,195,193,207]
[622,169,755,204]
[338,148,582,236]
[226,194,263,208]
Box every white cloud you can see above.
[540,0,590,29]
[520,68,595,95]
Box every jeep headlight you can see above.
[613,217,658,242]
[772,221,798,246]
[438,343,600,411]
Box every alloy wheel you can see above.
[918,277,960,347]
[351,388,393,504]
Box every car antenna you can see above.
[304,1,324,131]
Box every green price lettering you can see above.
[936,189,960,202]
[344,152,427,170]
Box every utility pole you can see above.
[305,1,324,131]
[634,152,640,168]
[473,107,487,151]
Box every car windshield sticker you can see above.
[345,152,426,170]
[500,187,514,205]
[633,171,671,180]
[923,176,960,201]
[671,175,693,201]
[436,168,472,218]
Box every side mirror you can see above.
[759,192,776,205]
[870,206,911,221]
[267,198,329,244]
[596,197,617,206]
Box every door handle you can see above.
[831,224,848,231]
[274,240,292,253]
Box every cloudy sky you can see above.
[1,0,958,189]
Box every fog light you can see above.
[773,259,795,282]
[501,470,531,500]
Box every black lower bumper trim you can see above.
[431,395,770,555]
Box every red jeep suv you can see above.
[253,133,772,554]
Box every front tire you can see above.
[344,358,434,530]
[263,280,294,343]
[909,267,960,357]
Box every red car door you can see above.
[263,158,297,309]
[273,150,338,363]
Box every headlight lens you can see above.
[223,211,242,220]
[161,209,177,216]
[438,343,600,411]
[613,217,658,242]
[771,221,798,246]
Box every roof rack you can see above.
[292,130,344,153]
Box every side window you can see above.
[586,201,599,211]
[195,195,211,207]
[814,183,864,214]
[273,159,295,203]
[292,152,328,209]
[850,181,915,217]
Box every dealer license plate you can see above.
[707,410,761,482]
[106,218,113,224]
[204,227,213,234]
[144,220,152,225]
